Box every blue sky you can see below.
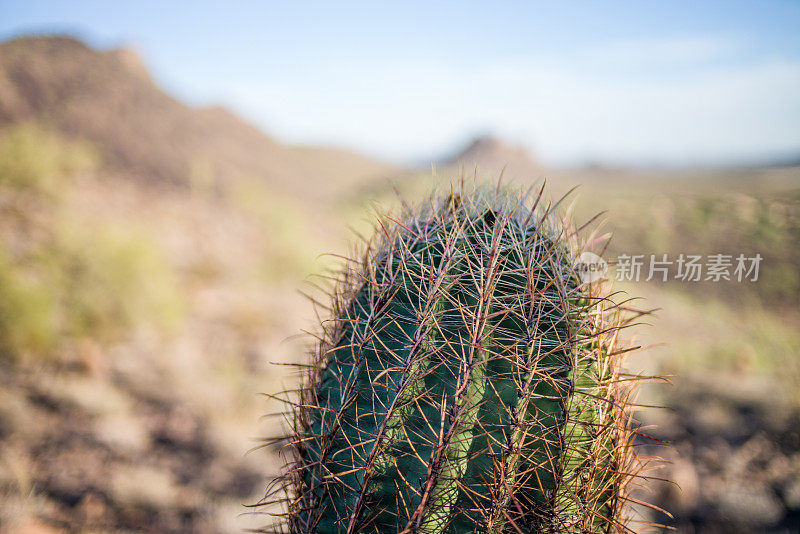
[1,1,799,165]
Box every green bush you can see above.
[0,250,56,359]
[0,122,96,197]
[0,124,182,362]
[46,222,184,343]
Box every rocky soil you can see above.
[642,375,800,533]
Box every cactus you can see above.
[266,182,649,533]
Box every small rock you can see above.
[110,466,178,510]
[717,486,784,527]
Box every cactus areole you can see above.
[269,184,646,534]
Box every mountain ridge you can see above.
[0,35,397,196]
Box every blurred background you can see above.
[0,1,798,532]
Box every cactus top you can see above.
[274,185,640,534]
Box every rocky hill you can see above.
[442,134,542,180]
[0,35,397,196]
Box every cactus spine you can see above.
[269,183,647,533]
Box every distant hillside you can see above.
[0,35,397,195]
[441,135,542,180]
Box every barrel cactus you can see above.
[267,182,648,533]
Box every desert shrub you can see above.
[0,249,56,359]
[0,122,96,198]
[0,124,182,362]
[46,222,184,342]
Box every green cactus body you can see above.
[277,185,639,534]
